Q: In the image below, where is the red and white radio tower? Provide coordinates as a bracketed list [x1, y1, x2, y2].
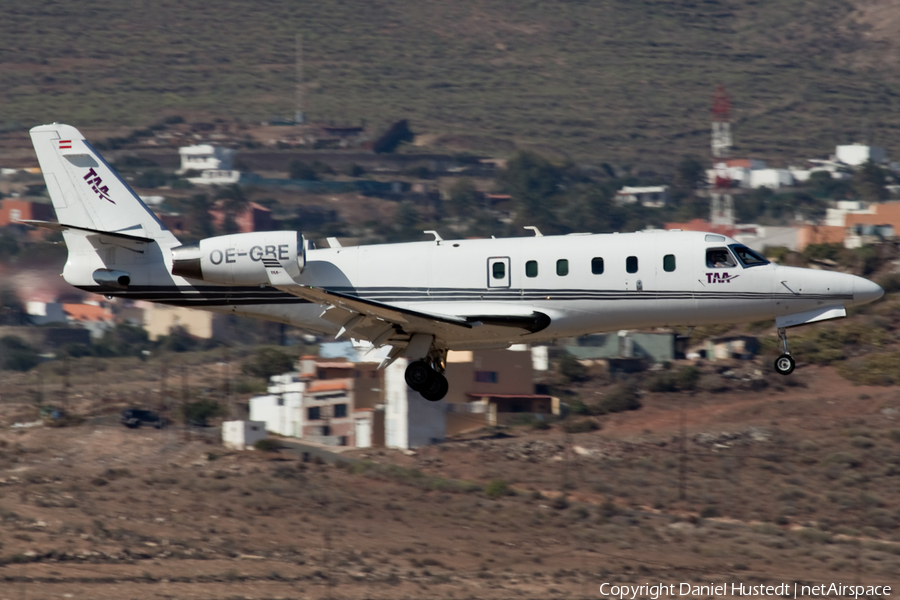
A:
[710, 85, 734, 226]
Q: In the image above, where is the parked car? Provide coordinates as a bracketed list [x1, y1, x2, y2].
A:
[121, 408, 167, 429]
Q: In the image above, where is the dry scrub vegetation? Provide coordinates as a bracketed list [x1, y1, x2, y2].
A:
[1, 360, 899, 598]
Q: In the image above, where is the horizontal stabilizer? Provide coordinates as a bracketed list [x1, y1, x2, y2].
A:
[19, 220, 155, 243]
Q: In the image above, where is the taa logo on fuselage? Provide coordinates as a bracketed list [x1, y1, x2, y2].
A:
[706, 272, 739, 284]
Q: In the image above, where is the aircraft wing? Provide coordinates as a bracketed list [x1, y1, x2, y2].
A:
[264, 263, 548, 347]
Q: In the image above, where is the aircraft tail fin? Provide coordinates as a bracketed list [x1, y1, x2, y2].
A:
[29, 123, 178, 246]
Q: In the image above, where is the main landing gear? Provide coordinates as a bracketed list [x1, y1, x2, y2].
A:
[774, 327, 795, 375]
[405, 359, 449, 402]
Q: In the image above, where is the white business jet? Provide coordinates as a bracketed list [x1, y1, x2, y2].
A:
[26, 124, 883, 400]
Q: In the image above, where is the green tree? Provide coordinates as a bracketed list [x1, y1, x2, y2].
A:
[242, 347, 295, 380]
[558, 351, 588, 384]
[446, 178, 482, 218]
[394, 201, 419, 241]
[0, 287, 27, 325]
[501, 151, 562, 224]
[182, 399, 224, 426]
[288, 160, 318, 181]
[0, 336, 40, 371]
[854, 160, 889, 202]
[673, 155, 706, 197]
[807, 171, 852, 200]
[215, 184, 249, 234]
[186, 194, 215, 240]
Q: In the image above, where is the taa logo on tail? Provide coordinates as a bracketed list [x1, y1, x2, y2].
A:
[706, 272, 739, 284]
[83, 167, 114, 204]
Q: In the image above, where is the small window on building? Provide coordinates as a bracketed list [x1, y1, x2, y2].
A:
[556, 259, 569, 276]
[321, 425, 331, 436]
[591, 257, 604, 274]
[475, 371, 498, 383]
[663, 254, 676, 272]
[308, 406, 320, 421]
[626, 256, 638, 273]
[526, 260, 538, 278]
[333, 403, 347, 418]
[492, 261, 506, 279]
[277, 397, 284, 406]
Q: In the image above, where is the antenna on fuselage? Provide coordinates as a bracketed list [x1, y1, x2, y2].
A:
[524, 226, 543, 237]
[423, 230, 443, 244]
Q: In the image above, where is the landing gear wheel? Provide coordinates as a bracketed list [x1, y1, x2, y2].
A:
[420, 372, 449, 402]
[774, 354, 795, 375]
[405, 360, 433, 390]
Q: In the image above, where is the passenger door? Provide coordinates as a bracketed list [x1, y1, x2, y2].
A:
[487, 256, 511, 289]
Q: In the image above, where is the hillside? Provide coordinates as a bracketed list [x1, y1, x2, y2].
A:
[3, 0, 900, 167]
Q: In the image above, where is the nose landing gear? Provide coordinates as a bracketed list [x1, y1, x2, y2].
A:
[404, 353, 449, 401]
[774, 327, 795, 375]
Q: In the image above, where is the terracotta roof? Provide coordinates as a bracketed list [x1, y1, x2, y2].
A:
[308, 380, 350, 393]
[316, 363, 355, 369]
[663, 219, 738, 238]
[62, 303, 113, 322]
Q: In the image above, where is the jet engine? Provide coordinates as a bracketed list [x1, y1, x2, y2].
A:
[171, 231, 305, 285]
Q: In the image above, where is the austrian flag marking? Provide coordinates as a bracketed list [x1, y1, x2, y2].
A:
[58, 140, 72, 149]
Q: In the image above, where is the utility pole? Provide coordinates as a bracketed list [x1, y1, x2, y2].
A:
[679, 408, 687, 501]
[160, 358, 168, 414]
[61, 353, 70, 411]
[295, 33, 305, 124]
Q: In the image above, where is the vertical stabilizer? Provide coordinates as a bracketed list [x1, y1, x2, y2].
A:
[29, 123, 177, 245]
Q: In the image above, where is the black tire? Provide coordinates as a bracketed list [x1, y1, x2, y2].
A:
[420, 372, 449, 402]
[405, 360, 433, 390]
[774, 354, 795, 375]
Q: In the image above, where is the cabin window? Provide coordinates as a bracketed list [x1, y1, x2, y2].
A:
[663, 254, 676, 272]
[308, 406, 321, 421]
[591, 257, 604, 274]
[706, 247, 736, 268]
[557, 259, 569, 276]
[626, 256, 638, 273]
[526, 260, 538, 278]
[492, 261, 506, 279]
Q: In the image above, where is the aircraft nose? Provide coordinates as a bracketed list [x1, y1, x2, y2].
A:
[853, 276, 884, 306]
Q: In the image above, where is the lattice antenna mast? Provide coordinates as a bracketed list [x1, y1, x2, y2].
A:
[295, 33, 305, 125]
[711, 85, 732, 159]
[710, 85, 735, 226]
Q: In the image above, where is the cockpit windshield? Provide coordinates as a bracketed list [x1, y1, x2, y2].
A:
[729, 244, 769, 268]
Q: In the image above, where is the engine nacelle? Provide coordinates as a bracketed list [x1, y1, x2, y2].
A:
[171, 231, 305, 285]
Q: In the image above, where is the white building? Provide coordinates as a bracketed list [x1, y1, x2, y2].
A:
[25, 301, 67, 325]
[186, 170, 242, 186]
[749, 169, 794, 189]
[222, 421, 268, 451]
[249, 373, 305, 437]
[836, 144, 886, 166]
[733, 225, 801, 252]
[614, 186, 670, 207]
[824, 200, 874, 227]
[177, 144, 236, 174]
[384, 358, 447, 450]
